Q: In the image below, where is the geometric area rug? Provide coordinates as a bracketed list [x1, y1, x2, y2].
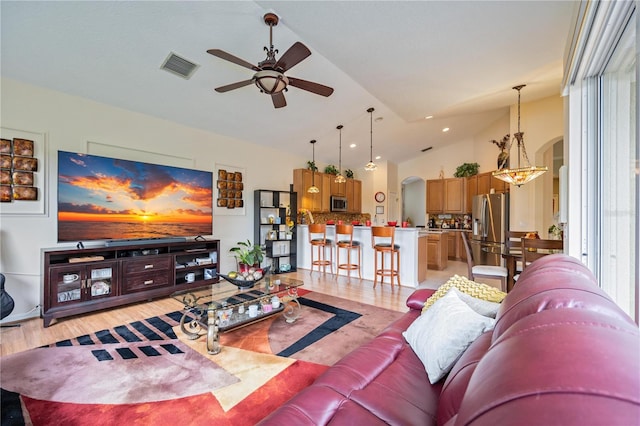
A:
[0, 290, 405, 425]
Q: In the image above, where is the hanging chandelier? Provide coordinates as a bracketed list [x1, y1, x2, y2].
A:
[335, 124, 346, 183]
[492, 85, 547, 187]
[364, 107, 377, 171]
[307, 140, 320, 193]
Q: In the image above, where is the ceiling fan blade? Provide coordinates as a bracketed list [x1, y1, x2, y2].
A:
[274, 42, 311, 72]
[288, 77, 334, 97]
[207, 49, 259, 71]
[271, 92, 287, 108]
[214, 79, 254, 93]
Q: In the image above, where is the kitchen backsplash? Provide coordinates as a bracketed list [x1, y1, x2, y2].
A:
[428, 214, 471, 229]
[299, 212, 371, 225]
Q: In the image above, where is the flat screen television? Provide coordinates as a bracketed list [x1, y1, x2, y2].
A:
[57, 151, 213, 242]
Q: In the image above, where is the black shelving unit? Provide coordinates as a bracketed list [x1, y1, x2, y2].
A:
[254, 189, 297, 274]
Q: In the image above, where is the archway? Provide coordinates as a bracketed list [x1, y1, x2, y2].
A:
[534, 137, 564, 236]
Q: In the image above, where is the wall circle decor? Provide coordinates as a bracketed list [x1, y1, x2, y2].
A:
[375, 191, 386, 203]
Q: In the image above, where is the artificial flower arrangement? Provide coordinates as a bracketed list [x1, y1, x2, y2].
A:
[490, 134, 510, 152]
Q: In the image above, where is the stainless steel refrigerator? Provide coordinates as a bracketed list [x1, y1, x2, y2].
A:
[471, 193, 509, 266]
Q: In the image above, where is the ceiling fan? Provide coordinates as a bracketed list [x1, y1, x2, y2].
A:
[207, 13, 334, 108]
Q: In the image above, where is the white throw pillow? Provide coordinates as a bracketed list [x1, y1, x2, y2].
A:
[450, 287, 501, 318]
[403, 288, 495, 384]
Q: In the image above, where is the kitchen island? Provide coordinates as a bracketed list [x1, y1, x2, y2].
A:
[296, 225, 448, 288]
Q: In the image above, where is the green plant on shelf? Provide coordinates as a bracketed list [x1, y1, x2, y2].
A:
[453, 162, 480, 178]
[324, 165, 339, 175]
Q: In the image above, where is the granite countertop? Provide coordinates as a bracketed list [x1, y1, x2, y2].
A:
[427, 228, 471, 232]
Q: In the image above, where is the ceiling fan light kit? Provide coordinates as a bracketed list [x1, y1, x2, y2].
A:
[492, 85, 547, 187]
[364, 107, 377, 171]
[207, 13, 334, 109]
[254, 70, 289, 94]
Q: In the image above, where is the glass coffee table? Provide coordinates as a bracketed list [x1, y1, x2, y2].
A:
[172, 275, 303, 354]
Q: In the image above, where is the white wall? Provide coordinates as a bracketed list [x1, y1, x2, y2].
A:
[508, 95, 564, 232]
[398, 113, 512, 185]
[0, 78, 306, 322]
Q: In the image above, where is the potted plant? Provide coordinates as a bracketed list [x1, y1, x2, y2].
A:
[345, 169, 354, 178]
[229, 239, 265, 272]
[324, 164, 339, 175]
[306, 160, 318, 171]
[548, 224, 562, 240]
[453, 162, 480, 178]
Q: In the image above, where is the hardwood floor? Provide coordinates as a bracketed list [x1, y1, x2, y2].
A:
[0, 261, 470, 357]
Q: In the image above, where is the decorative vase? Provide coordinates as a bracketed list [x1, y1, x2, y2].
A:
[497, 151, 509, 169]
[238, 263, 259, 274]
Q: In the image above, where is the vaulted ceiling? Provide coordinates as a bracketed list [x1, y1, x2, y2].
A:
[1, 1, 576, 169]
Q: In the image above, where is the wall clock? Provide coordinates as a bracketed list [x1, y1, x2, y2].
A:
[375, 191, 386, 203]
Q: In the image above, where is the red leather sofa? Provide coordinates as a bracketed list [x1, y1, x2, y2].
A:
[259, 254, 640, 425]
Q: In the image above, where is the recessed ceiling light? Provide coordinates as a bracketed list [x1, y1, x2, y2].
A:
[442, 127, 450, 132]
[425, 115, 433, 120]
[375, 117, 383, 122]
[375, 155, 381, 160]
[349, 143, 357, 148]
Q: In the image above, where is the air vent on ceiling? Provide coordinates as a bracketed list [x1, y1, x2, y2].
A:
[160, 52, 199, 79]
[421, 146, 433, 152]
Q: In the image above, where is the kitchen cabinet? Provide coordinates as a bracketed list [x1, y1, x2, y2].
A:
[427, 179, 444, 213]
[466, 172, 509, 213]
[351, 179, 362, 213]
[320, 174, 331, 212]
[492, 174, 509, 193]
[427, 232, 448, 270]
[444, 178, 466, 213]
[293, 169, 313, 211]
[427, 178, 466, 214]
[445, 231, 469, 261]
[293, 169, 329, 212]
[466, 175, 478, 213]
[331, 179, 346, 197]
[293, 169, 361, 213]
[447, 232, 457, 259]
[344, 179, 354, 212]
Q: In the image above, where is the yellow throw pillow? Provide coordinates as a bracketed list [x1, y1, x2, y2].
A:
[422, 275, 507, 313]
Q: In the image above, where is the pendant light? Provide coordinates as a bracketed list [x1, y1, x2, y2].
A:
[492, 85, 547, 187]
[335, 125, 346, 183]
[364, 107, 377, 171]
[308, 140, 320, 193]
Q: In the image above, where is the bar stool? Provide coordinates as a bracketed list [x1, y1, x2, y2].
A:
[371, 226, 401, 287]
[335, 224, 361, 278]
[308, 223, 333, 274]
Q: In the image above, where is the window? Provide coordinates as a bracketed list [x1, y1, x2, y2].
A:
[599, 19, 636, 319]
[564, 1, 638, 323]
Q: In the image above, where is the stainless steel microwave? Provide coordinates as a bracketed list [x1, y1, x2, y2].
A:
[330, 196, 347, 212]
